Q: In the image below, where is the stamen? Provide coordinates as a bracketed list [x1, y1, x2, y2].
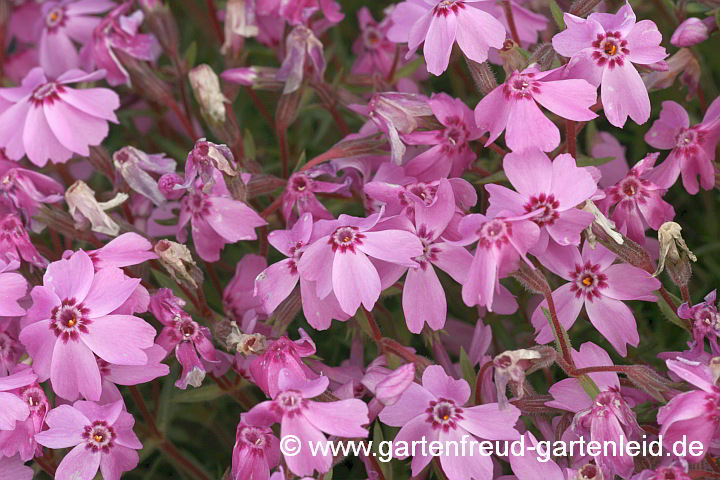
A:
[604, 43, 617, 56]
[582, 276, 593, 286]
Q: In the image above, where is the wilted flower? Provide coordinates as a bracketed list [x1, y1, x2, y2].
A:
[65, 180, 129, 236]
[222, 0, 259, 54]
[189, 65, 230, 125]
[154, 240, 199, 287]
[493, 349, 541, 409]
[113, 146, 177, 207]
[0, 213, 47, 267]
[277, 25, 326, 94]
[653, 222, 697, 277]
[179, 139, 237, 192]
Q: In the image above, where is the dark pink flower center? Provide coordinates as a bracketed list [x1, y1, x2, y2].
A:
[363, 26, 383, 49]
[610, 175, 652, 207]
[238, 425, 271, 450]
[652, 466, 691, 480]
[272, 390, 307, 417]
[569, 261, 608, 300]
[186, 191, 212, 218]
[426, 398, 464, 431]
[523, 193, 560, 227]
[20, 384, 47, 415]
[675, 127, 705, 155]
[329, 226, 364, 253]
[415, 230, 441, 270]
[503, 72, 541, 100]
[443, 117, 469, 150]
[83, 421, 117, 453]
[591, 32, 629, 68]
[705, 392, 720, 424]
[289, 174, 313, 194]
[50, 298, 92, 342]
[477, 219, 512, 250]
[433, 0, 465, 16]
[31, 82, 64, 106]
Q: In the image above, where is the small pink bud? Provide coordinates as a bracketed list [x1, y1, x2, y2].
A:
[374, 363, 416, 406]
[158, 173, 186, 200]
[671, 17, 716, 47]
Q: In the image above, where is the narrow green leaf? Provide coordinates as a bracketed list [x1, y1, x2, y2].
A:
[459, 347, 477, 401]
[171, 384, 225, 403]
[550, 0, 566, 30]
[324, 469, 334, 480]
[244, 128, 256, 163]
[185, 41, 198, 68]
[473, 170, 508, 185]
[654, 291, 691, 332]
[575, 155, 616, 167]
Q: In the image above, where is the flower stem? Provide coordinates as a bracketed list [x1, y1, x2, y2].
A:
[502, 0, 521, 44]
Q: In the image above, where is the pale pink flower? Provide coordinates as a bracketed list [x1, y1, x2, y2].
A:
[177, 171, 267, 262]
[671, 17, 716, 47]
[0, 319, 24, 377]
[296, 210, 423, 316]
[0, 256, 27, 319]
[38, 0, 116, 78]
[224, 253, 269, 323]
[387, 0, 506, 76]
[678, 290, 720, 357]
[0, 371, 48, 461]
[0, 68, 120, 166]
[590, 131, 630, 188]
[245, 371, 369, 477]
[88, 2, 162, 87]
[35, 400, 142, 480]
[80, 232, 158, 270]
[644, 98, 720, 194]
[19, 251, 157, 401]
[486, 149, 597, 251]
[0, 368, 36, 431]
[97, 345, 169, 404]
[0, 455, 32, 480]
[379, 365, 520, 480]
[282, 166, 351, 226]
[552, 2, 667, 127]
[249, 329, 318, 398]
[0, 214, 47, 267]
[474, 66, 598, 152]
[531, 241, 661, 356]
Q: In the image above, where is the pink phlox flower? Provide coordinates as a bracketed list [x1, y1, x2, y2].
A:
[474, 66, 598, 152]
[0, 255, 28, 319]
[150, 288, 218, 390]
[34, 399, 143, 480]
[0, 366, 48, 461]
[658, 357, 720, 463]
[62, 232, 157, 270]
[177, 170, 267, 262]
[231, 421, 281, 480]
[644, 98, 720, 194]
[249, 328, 318, 398]
[19, 250, 157, 401]
[0, 318, 24, 377]
[590, 131, 630, 188]
[0, 68, 120, 166]
[509, 432, 570, 480]
[602, 152, 675, 244]
[678, 290, 720, 359]
[486, 149, 597, 252]
[88, 2, 162, 87]
[0, 213, 48, 267]
[473, 1, 549, 46]
[0, 455, 33, 480]
[97, 345, 169, 404]
[455, 210, 540, 311]
[257, 0, 344, 27]
[531, 241, 661, 356]
[402, 93, 484, 180]
[0, 157, 64, 228]
[552, 2, 668, 127]
[632, 462, 692, 480]
[0, 368, 37, 431]
[296, 208, 424, 316]
[37, 0, 116, 78]
[225, 253, 269, 323]
[282, 165, 352, 226]
[245, 370, 369, 477]
[361, 361, 416, 407]
[379, 365, 520, 480]
[387, 0, 506, 76]
[254, 213, 350, 330]
[8, 1, 43, 44]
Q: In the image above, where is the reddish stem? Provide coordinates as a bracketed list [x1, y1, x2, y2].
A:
[475, 361, 493, 405]
[261, 194, 285, 219]
[681, 286, 692, 306]
[501, 0, 521, 44]
[34, 455, 57, 476]
[204, 0, 224, 44]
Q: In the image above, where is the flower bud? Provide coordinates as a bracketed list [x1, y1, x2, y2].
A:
[643, 49, 701, 100]
[65, 181, 128, 236]
[221, 66, 283, 90]
[158, 173, 186, 200]
[189, 64, 230, 126]
[154, 239, 198, 288]
[654, 222, 697, 282]
[113, 146, 177, 207]
[671, 17, 716, 47]
[138, 0, 180, 55]
[464, 58, 497, 96]
[527, 43, 556, 71]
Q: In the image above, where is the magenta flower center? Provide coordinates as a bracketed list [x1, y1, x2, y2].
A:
[186, 191, 211, 218]
[329, 226, 364, 253]
[705, 392, 720, 424]
[477, 219, 512, 250]
[569, 261, 608, 300]
[433, 0, 465, 16]
[45, 7, 66, 29]
[523, 193, 560, 227]
[20, 385, 47, 414]
[289, 174, 313, 194]
[50, 298, 92, 342]
[273, 390, 307, 417]
[611, 175, 652, 206]
[238, 425, 271, 450]
[591, 32, 629, 68]
[503, 72, 540, 100]
[675, 127, 705, 155]
[443, 117, 469, 149]
[176, 317, 199, 341]
[415, 231, 441, 270]
[83, 421, 117, 453]
[363, 27, 383, 49]
[31, 82, 64, 106]
[426, 398, 464, 431]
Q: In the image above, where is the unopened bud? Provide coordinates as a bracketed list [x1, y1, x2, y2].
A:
[154, 239, 198, 288]
[114, 49, 173, 104]
[671, 17, 716, 47]
[221, 66, 283, 90]
[499, 39, 526, 75]
[654, 222, 697, 280]
[65, 181, 128, 236]
[583, 200, 624, 246]
[158, 173, 186, 200]
[189, 64, 229, 125]
[464, 58, 497, 96]
[527, 43, 556, 71]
